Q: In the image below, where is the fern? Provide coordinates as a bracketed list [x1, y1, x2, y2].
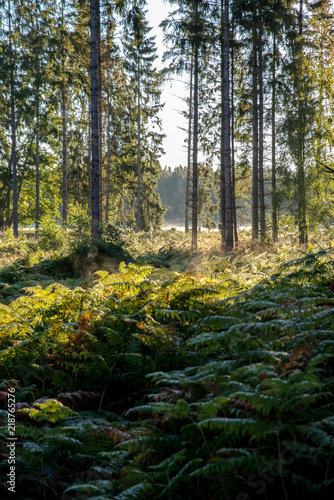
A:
[1, 245, 334, 498]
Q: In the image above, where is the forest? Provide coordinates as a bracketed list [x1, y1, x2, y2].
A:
[0, 0, 334, 499]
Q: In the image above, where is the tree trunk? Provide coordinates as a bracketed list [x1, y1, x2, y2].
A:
[88, 101, 92, 217]
[272, 32, 278, 241]
[136, 63, 141, 232]
[192, 3, 199, 251]
[105, 90, 111, 223]
[297, 0, 307, 244]
[61, 0, 67, 223]
[220, 1, 226, 249]
[185, 62, 193, 234]
[77, 159, 80, 205]
[9, 0, 18, 238]
[251, 10, 258, 242]
[61, 86, 67, 222]
[35, 46, 40, 234]
[6, 158, 11, 228]
[223, 0, 233, 252]
[258, 8, 265, 243]
[18, 134, 34, 198]
[231, 15, 238, 245]
[90, 0, 101, 236]
[97, 2, 103, 224]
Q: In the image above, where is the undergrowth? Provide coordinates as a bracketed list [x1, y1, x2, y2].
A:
[0, 237, 333, 499]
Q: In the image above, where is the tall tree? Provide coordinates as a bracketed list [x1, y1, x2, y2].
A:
[282, 0, 319, 244]
[231, 13, 238, 245]
[251, 6, 259, 242]
[258, 5, 265, 243]
[162, 0, 213, 250]
[185, 61, 193, 233]
[192, 0, 199, 251]
[33, 0, 41, 233]
[90, 0, 100, 236]
[222, 0, 233, 251]
[220, 0, 226, 247]
[271, 30, 278, 241]
[123, 1, 164, 232]
[61, 0, 68, 223]
[297, 0, 307, 244]
[8, 0, 18, 238]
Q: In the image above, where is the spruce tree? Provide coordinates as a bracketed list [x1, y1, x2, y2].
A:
[185, 62, 193, 234]
[162, 0, 213, 249]
[221, 0, 233, 252]
[123, 1, 164, 232]
[90, 0, 101, 237]
[7, 0, 18, 237]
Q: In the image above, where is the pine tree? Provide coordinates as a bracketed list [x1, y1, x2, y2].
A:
[281, 0, 319, 244]
[251, 5, 259, 242]
[59, 0, 68, 223]
[271, 30, 278, 241]
[8, 0, 18, 237]
[185, 62, 193, 234]
[222, 0, 233, 252]
[162, 0, 213, 249]
[258, 4, 265, 243]
[123, 1, 164, 232]
[296, 0, 307, 244]
[90, 0, 101, 237]
[230, 14, 238, 245]
[192, 0, 199, 250]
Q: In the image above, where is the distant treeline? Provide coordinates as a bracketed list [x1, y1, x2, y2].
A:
[157, 165, 252, 228]
[157, 166, 187, 222]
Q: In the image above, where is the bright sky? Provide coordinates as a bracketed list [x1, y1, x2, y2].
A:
[145, 0, 189, 169]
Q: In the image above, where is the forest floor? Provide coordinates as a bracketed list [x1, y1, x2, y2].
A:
[0, 227, 333, 499]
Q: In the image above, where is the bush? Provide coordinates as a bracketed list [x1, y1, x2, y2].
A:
[0, 228, 30, 256]
[38, 213, 66, 250]
[68, 205, 91, 248]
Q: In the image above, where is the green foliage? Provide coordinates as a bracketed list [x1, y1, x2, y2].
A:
[0, 240, 334, 499]
[19, 398, 77, 423]
[157, 166, 187, 222]
[68, 205, 92, 248]
[0, 229, 32, 256]
[38, 213, 67, 251]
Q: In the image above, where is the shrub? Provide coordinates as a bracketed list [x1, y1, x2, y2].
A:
[38, 213, 66, 251]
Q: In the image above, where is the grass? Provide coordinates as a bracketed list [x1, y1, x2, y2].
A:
[0, 224, 331, 299]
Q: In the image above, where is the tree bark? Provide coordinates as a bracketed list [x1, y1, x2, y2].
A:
[90, 0, 101, 236]
[192, 2, 199, 251]
[77, 159, 80, 205]
[18, 134, 34, 198]
[35, 45, 40, 234]
[297, 0, 307, 244]
[8, 0, 18, 238]
[251, 9, 258, 242]
[97, 2, 103, 223]
[105, 90, 111, 222]
[136, 67, 141, 232]
[220, 0, 226, 249]
[185, 62, 193, 234]
[88, 101, 92, 217]
[6, 158, 12, 228]
[61, 86, 67, 222]
[272, 31, 278, 241]
[223, 0, 233, 252]
[258, 8, 265, 243]
[61, 0, 67, 223]
[231, 14, 238, 245]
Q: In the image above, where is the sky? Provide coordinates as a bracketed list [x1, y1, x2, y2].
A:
[145, 0, 189, 169]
